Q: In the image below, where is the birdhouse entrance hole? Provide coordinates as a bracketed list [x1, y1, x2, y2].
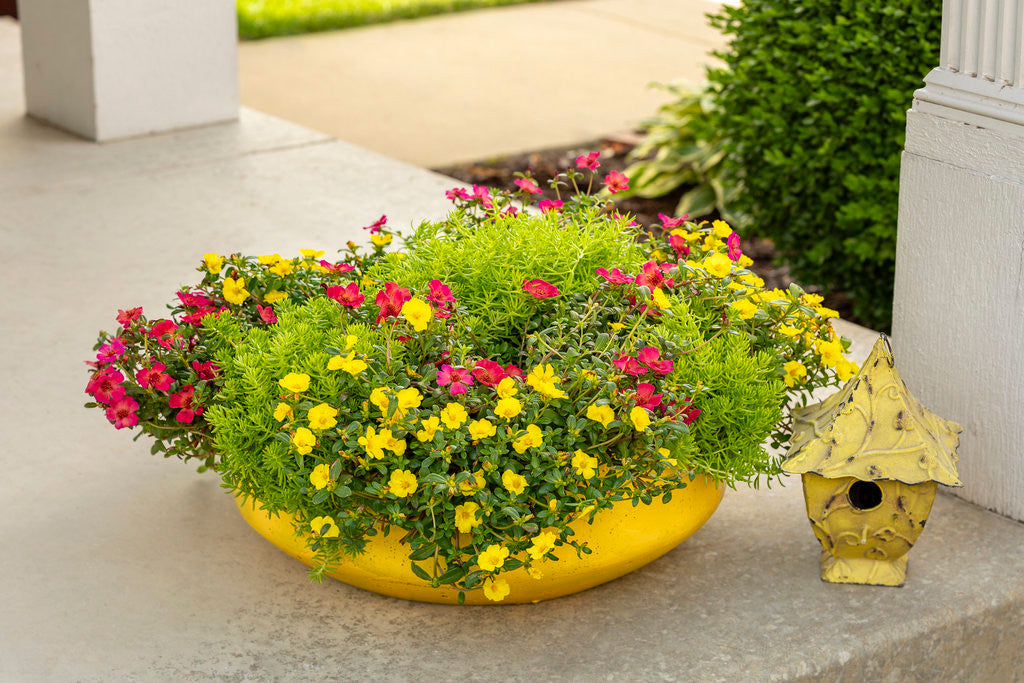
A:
[848, 481, 883, 511]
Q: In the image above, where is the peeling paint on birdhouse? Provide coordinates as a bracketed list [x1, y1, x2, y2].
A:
[782, 336, 962, 586]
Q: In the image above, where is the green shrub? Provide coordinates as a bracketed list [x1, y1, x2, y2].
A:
[704, 1, 942, 329]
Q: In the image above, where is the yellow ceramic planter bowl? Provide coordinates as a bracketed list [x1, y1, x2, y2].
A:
[236, 475, 724, 605]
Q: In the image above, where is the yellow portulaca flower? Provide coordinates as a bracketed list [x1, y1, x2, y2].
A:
[458, 470, 486, 495]
[328, 352, 367, 376]
[737, 254, 754, 268]
[258, 253, 282, 266]
[800, 293, 824, 306]
[384, 432, 407, 457]
[783, 360, 807, 388]
[388, 469, 417, 498]
[454, 502, 482, 534]
[370, 387, 390, 414]
[813, 305, 840, 320]
[609, 322, 625, 331]
[273, 402, 294, 422]
[527, 531, 558, 561]
[571, 449, 598, 479]
[586, 403, 615, 428]
[526, 364, 566, 399]
[292, 427, 316, 455]
[279, 372, 311, 394]
[835, 358, 859, 382]
[703, 253, 732, 278]
[650, 287, 671, 309]
[299, 248, 325, 259]
[203, 252, 223, 272]
[358, 426, 389, 459]
[739, 273, 764, 288]
[703, 235, 724, 252]
[394, 386, 422, 415]
[269, 259, 295, 277]
[511, 424, 543, 454]
[482, 577, 511, 602]
[501, 469, 528, 496]
[495, 377, 518, 399]
[344, 334, 359, 351]
[309, 515, 339, 538]
[815, 338, 844, 368]
[416, 416, 441, 443]
[401, 297, 432, 332]
[730, 299, 758, 320]
[494, 397, 523, 421]
[307, 403, 338, 431]
[712, 220, 733, 239]
[371, 233, 393, 247]
[222, 276, 249, 305]
[477, 544, 510, 572]
[440, 402, 469, 430]
[778, 324, 803, 338]
[310, 463, 332, 490]
[629, 406, 652, 432]
[580, 369, 598, 382]
[263, 290, 287, 304]
[468, 419, 497, 441]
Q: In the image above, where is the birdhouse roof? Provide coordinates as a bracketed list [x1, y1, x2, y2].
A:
[782, 336, 962, 486]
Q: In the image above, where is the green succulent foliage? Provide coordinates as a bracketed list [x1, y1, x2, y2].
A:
[620, 81, 742, 223]
[704, 0, 942, 329]
[373, 206, 645, 358]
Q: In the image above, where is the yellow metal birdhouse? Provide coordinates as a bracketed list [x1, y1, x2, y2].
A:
[782, 336, 962, 586]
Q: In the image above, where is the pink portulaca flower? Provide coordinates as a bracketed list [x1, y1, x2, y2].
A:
[472, 359, 507, 387]
[522, 279, 560, 299]
[191, 360, 218, 381]
[596, 267, 633, 285]
[727, 232, 743, 261]
[257, 304, 278, 324]
[446, 187, 471, 201]
[320, 260, 355, 273]
[613, 354, 647, 376]
[375, 282, 412, 323]
[604, 170, 630, 194]
[87, 367, 126, 404]
[169, 385, 202, 424]
[635, 261, 673, 290]
[426, 279, 457, 319]
[576, 151, 600, 171]
[638, 347, 674, 375]
[136, 362, 174, 392]
[472, 185, 494, 209]
[514, 178, 542, 194]
[538, 199, 563, 214]
[326, 282, 365, 308]
[115, 307, 143, 328]
[96, 337, 126, 364]
[105, 396, 140, 429]
[364, 214, 387, 233]
[176, 290, 212, 307]
[668, 233, 690, 259]
[658, 213, 688, 229]
[437, 364, 474, 395]
[632, 383, 663, 410]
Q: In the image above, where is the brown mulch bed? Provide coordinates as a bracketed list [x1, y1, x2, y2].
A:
[433, 134, 857, 324]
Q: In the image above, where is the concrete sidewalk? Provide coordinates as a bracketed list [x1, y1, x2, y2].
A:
[239, 0, 727, 167]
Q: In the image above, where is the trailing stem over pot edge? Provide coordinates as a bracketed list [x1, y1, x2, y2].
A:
[84, 154, 857, 602]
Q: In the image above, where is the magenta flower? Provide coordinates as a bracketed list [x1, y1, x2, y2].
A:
[670, 398, 701, 425]
[523, 279, 560, 299]
[514, 178, 542, 194]
[638, 347, 674, 375]
[604, 170, 630, 194]
[503, 206, 519, 217]
[257, 304, 278, 324]
[319, 260, 355, 273]
[96, 337, 126, 364]
[87, 367, 126, 404]
[635, 261, 673, 290]
[105, 396, 139, 430]
[576, 151, 600, 171]
[632, 383, 663, 410]
[326, 282, 365, 308]
[176, 290, 212, 307]
[613, 354, 647, 376]
[538, 199, 563, 214]
[658, 213, 689, 229]
[446, 187, 471, 201]
[472, 184, 494, 209]
[169, 384, 202, 424]
[668, 233, 690, 259]
[191, 360, 218, 381]
[115, 307, 143, 328]
[426, 279, 456, 319]
[136, 361, 173, 392]
[375, 282, 412, 323]
[180, 306, 221, 325]
[363, 214, 387, 233]
[596, 267, 634, 285]
[437, 364, 474, 395]
[727, 232, 743, 261]
[472, 359, 507, 387]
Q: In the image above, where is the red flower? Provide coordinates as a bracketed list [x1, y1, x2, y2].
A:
[576, 151, 600, 171]
[257, 304, 278, 324]
[437, 364, 474, 395]
[319, 260, 355, 273]
[638, 347, 674, 375]
[326, 282, 365, 308]
[364, 214, 387, 233]
[504, 363, 524, 379]
[632, 383, 663, 410]
[727, 232, 743, 261]
[375, 282, 412, 323]
[596, 267, 633, 285]
[169, 384, 202, 424]
[603, 170, 630, 194]
[635, 261, 673, 290]
[538, 199, 563, 214]
[446, 187, 471, 201]
[180, 306, 220, 325]
[613, 354, 647, 376]
[523, 279, 560, 299]
[668, 398, 701, 425]
[191, 360, 218, 381]
[136, 362, 174, 392]
[176, 290, 212, 307]
[105, 396, 139, 429]
[116, 307, 143, 328]
[668, 233, 690, 259]
[472, 359, 507, 387]
[87, 367, 126, 404]
[514, 178, 542, 194]
[148, 319, 181, 349]
[658, 213, 688, 229]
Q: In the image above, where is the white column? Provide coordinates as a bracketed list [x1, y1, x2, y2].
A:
[894, 0, 1024, 521]
[19, 0, 238, 141]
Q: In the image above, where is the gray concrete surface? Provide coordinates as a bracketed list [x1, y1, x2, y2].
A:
[238, 0, 728, 167]
[3, 16, 1023, 682]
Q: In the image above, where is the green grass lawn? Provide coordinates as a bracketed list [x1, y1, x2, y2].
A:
[238, 0, 552, 39]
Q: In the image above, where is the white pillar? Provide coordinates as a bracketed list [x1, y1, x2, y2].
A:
[19, 0, 239, 141]
[894, 0, 1024, 521]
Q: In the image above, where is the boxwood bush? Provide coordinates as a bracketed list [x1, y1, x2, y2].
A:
[704, 1, 942, 329]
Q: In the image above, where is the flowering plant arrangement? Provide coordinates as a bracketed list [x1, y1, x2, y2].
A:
[85, 154, 856, 603]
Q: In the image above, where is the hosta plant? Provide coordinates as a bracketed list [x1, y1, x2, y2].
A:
[85, 156, 857, 602]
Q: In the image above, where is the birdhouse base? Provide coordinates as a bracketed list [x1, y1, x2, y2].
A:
[820, 551, 907, 587]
